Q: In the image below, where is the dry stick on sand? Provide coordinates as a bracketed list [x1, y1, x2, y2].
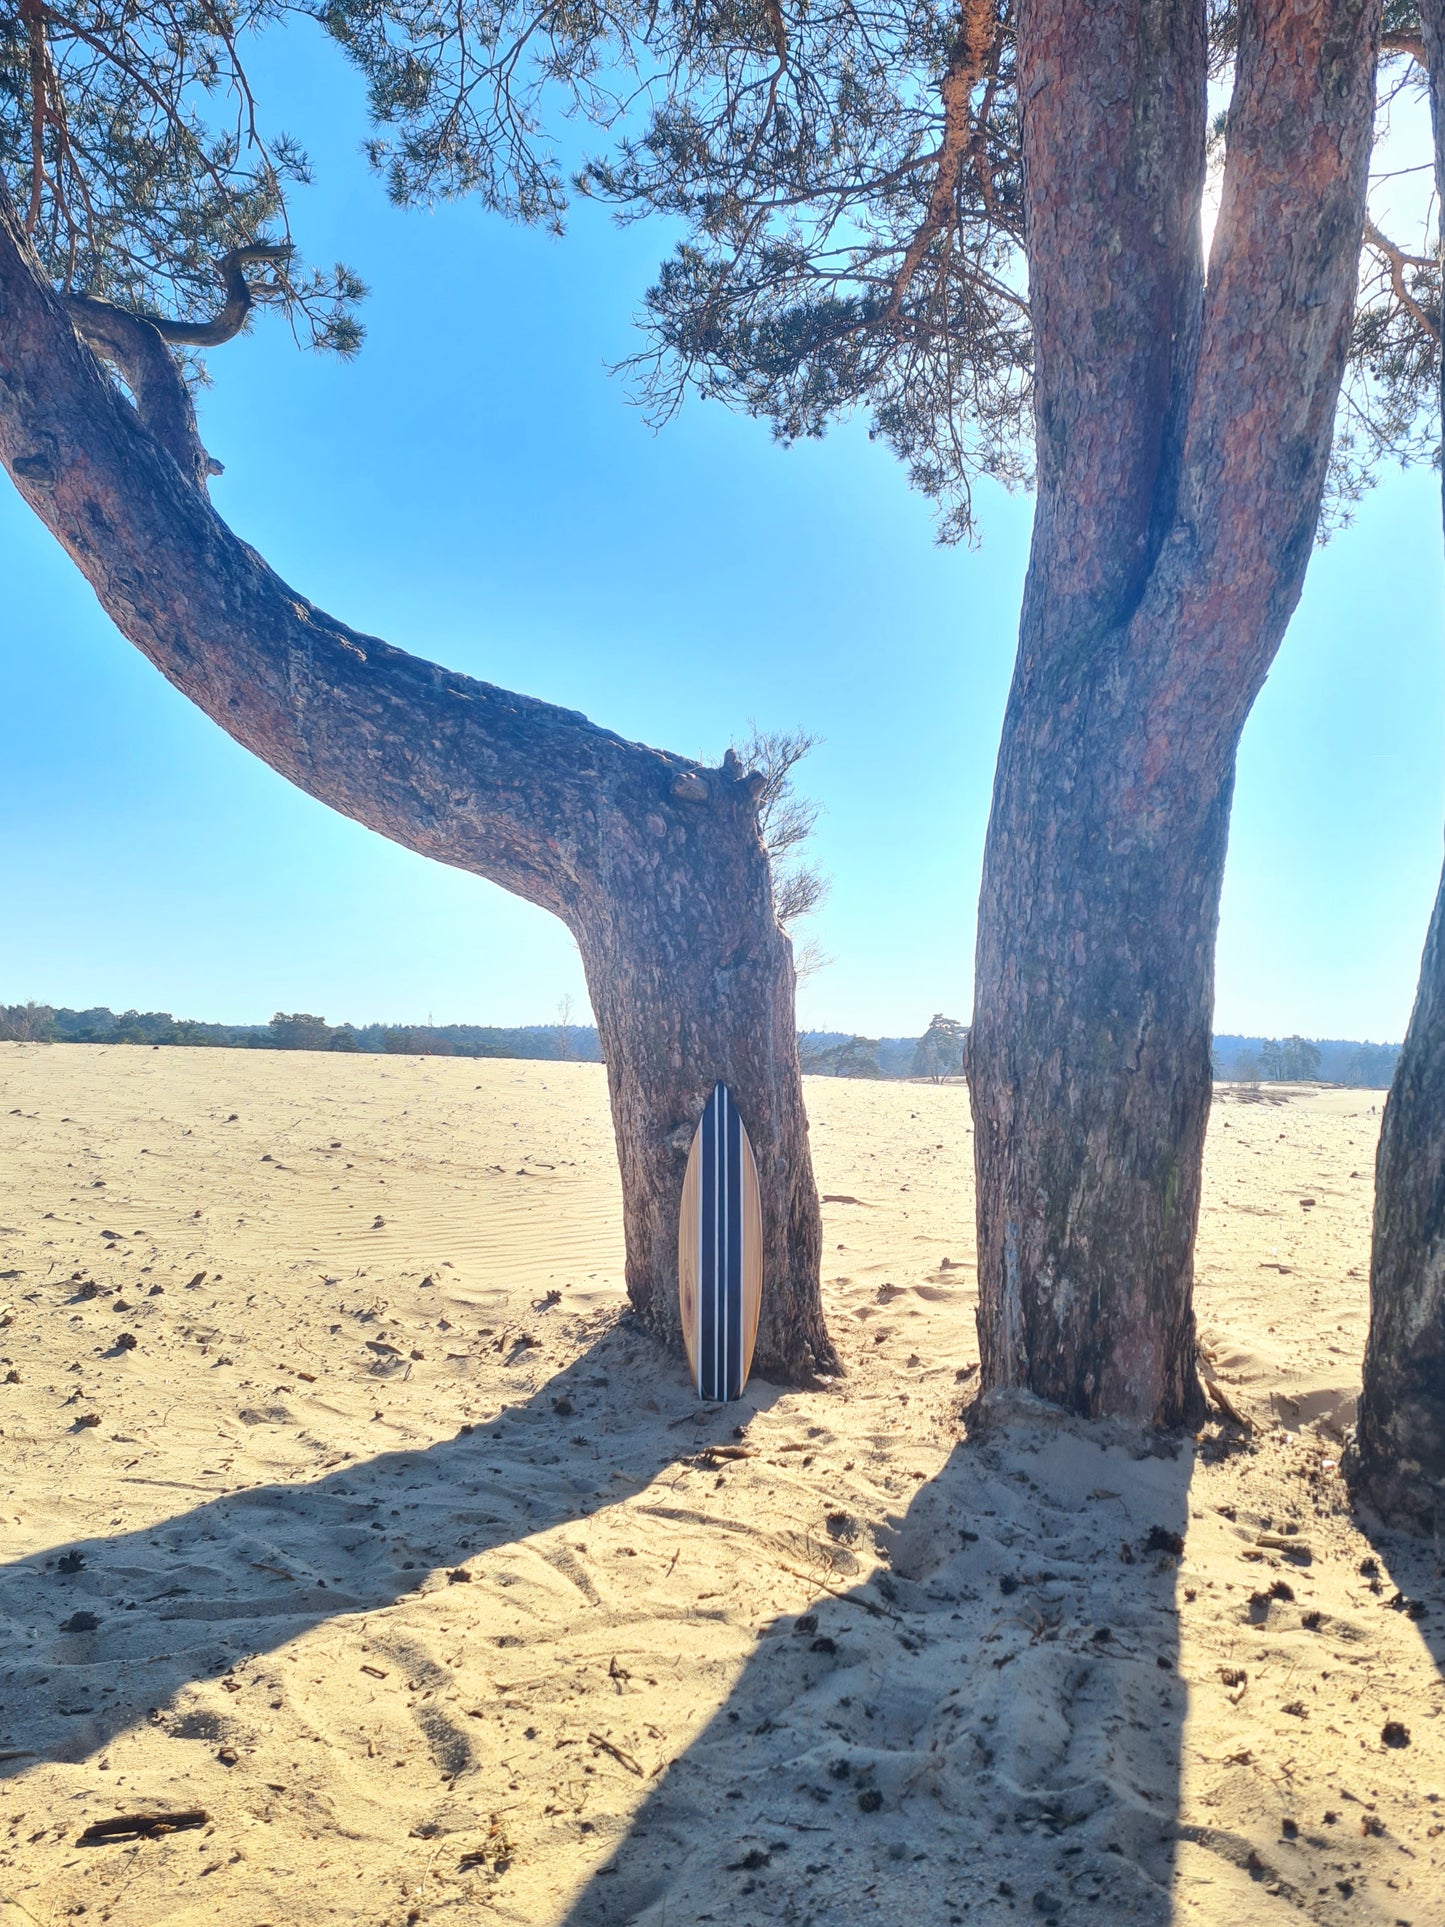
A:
[587, 1733, 645, 1778]
[779, 1565, 893, 1620]
[77, 1810, 208, 1845]
[1199, 1361, 1253, 1430]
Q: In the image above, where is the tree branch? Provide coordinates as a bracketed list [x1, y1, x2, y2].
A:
[61, 295, 217, 488]
[761, 0, 788, 64]
[143, 244, 292, 348]
[21, 0, 48, 235]
[0, 175, 725, 928]
[1363, 214, 1441, 340]
[884, 0, 998, 319]
[1013, 0, 1206, 631]
[1381, 28, 1427, 62]
[70, 244, 294, 367]
[1149, 0, 1383, 721]
[1423, 0, 1445, 276]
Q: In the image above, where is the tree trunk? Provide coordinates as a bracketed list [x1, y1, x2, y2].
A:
[0, 175, 834, 1382]
[1351, 882, 1445, 1530]
[972, 679, 1234, 1424]
[1348, 0, 1445, 1530]
[971, 0, 1381, 1424]
[576, 780, 831, 1375]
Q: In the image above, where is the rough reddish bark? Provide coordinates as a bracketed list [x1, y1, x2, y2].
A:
[970, 0, 1382, 1423]
[1348, 0, 1445, 1531]
[0, 176, 835, 1381]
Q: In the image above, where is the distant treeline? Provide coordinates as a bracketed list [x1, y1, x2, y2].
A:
[802, 1023, 1403, 1088]
[800, 1031, 925, 1078]
[0, 1003, 604, 1061]
[0, 1003, 1404, 1087]
[1211, 1033, 1400, 1089]
[800, 1013, 970, 1081]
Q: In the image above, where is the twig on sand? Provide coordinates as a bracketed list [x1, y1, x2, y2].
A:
[77, 1810, 208, 1845]
[778, 1564, 893, 1619]
[587, 1732, 645, 1778]
[1201, 1373, 1253, 1430]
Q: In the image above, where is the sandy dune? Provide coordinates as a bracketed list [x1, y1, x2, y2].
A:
[0, 1046, 1441, 1925]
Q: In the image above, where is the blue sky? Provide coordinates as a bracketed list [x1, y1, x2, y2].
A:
[1, 25, 1442, 1042]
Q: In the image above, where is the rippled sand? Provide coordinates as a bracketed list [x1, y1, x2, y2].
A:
[0, 1047, 1440, 1925]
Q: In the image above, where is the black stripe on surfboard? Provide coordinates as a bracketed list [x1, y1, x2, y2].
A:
[697, 1081, 744, 1402]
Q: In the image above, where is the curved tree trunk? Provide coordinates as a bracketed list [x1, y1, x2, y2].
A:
[971, 0, 1381, 1424]
[0, 175, 833, 1382]
[1348, 0, 1445, 1530]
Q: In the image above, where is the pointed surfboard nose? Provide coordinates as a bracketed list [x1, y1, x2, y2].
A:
[678, 1082, 762, 1401]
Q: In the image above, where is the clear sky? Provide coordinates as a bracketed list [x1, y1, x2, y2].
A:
[2, 25, 1442, 1043]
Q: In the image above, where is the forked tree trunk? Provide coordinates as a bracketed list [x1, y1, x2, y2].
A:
[0, 176, 833, 1382]
[1348, 0, 1445, 1530]
[971, 0, 1381, 1424]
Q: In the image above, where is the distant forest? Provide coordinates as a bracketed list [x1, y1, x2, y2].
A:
[1210, 1033, 1400, 1089]
[0, 1003, 604, 1062]
[0, 1003, 1405, 1087]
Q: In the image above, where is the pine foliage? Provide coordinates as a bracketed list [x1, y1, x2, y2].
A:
[2, 0, 1437, 531]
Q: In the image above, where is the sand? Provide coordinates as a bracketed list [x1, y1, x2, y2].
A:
[0, 1045, 1441, 1926]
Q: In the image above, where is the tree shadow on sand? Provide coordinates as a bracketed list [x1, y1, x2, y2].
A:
[5, 1340, 1211, 1927]
[555, 1394, 1197, 1927]
[0, 1317, 781, 1784]
[1347, 1496, 1445, 1694]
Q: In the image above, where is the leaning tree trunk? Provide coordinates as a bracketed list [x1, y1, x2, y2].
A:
[0, 173, 833, 1381]
[970, 0, 1381, 1424]
[1348, 0, 1445, 1530]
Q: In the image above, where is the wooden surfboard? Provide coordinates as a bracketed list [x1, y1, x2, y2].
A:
[678, 1082, 763, 1401]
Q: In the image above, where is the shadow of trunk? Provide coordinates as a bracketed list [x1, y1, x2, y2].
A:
[1344, 1502, 1445, 1691]
[556, 1396, 1196, 1926]
[0, 1318, 779, 1784]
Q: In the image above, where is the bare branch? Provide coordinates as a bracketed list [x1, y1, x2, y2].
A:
[59, 242, 297, 486]
[729, 721, 830, 927]
[774, 860, 829, 923]
[731, 723, 822, 855]
[0, 179, 702, 921]
[1364, 215, 1441, 341]
[792, 934, 832, 981]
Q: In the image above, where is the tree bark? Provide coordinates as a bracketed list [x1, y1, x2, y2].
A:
[1348, 0, 1445, 1530]
[576, 788, 827, 1370]
[970, 0, 1382, 1423]
[0, 175, 835, 1381]
[1352, 885, 1445, 1530]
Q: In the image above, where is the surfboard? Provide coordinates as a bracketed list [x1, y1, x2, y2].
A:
[678, 1082, 763, 1402]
